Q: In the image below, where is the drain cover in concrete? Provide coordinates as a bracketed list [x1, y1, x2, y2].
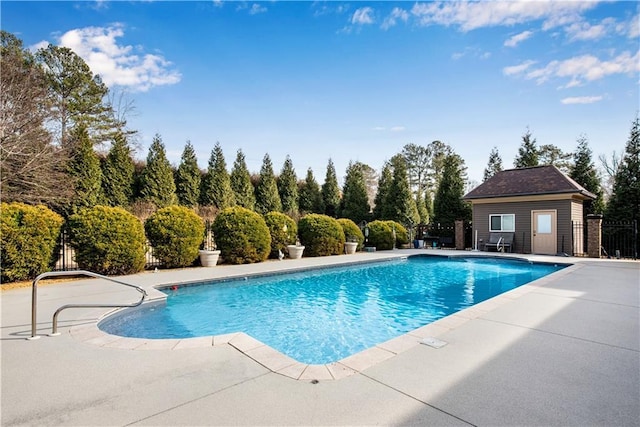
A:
[421, 337, 448, 349]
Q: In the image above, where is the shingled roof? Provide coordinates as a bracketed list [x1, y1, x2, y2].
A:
[464, 165, 596, 200]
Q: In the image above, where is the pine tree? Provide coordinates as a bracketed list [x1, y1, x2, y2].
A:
[606, 117, 640, 222]
[255, 153, 282, 214]
[230, 149, 255, 210]
[298, 168, 323, 214]
[570, 135, 604, 217]
[386, 155, 420, 226]
[200, 142, 235, 209]
[175, 141, 201, 207]
[415, 190, 429, 224]
[483, 146, 503, 181]
[321, 158, 341, 217]
[433, 154, 471, 224]
[68, 123, 102, 213]
[139, 133, 177, 208]
[277, 155, 298, 215]
[339, 161, 370, 223]
[102, 131, 134, 207]
[372, 163, 392, 220]
[514, 128, 539, 168]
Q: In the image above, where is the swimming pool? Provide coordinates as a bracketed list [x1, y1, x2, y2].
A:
[99, 255, 566, 364]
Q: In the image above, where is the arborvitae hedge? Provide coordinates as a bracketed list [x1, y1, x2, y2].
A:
[298, 214, 345, 257]
[68, 206, 146, 275]
[0, 203, 64, 282]
[145, 206, 205, 268]
[337, 218, 364, 251]
[366, 220, 395, 250]
[263, 211, 297, 259]
[212, 206, 271, 264]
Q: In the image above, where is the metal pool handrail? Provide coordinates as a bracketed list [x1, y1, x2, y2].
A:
[29, 270, 147, 340]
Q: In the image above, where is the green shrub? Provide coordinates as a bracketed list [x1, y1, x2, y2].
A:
[337, 218, 364, 251]
[298, 214, 345, 257]
[263, 211, 297, 259]
[145, 206, 205, 268]
[212, 207, 271, 264]
[0, 203, 64, 282]
[68, 206, 146, 275]
[385, 220, 409, 248]
[367, 220, 394, 250]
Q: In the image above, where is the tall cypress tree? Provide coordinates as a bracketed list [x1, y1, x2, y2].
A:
[433, 154, 471, 225]
[140, 133, 177, 208]
[200, 142, 234, 209]
[277, 155, 298, 215]
[339, 161, 370, 223]
[514, 128, 539, 168]
[570, 135, 604, 217]
[255, 153, 282, 214]
[298, 168, 323, 214]
[321, 158, 341, 217]
[387, 155, 420, 225]
[373, 162, 392, 220]
[230, 149, 255, 210]
[483, 146, 503, 181]
[102, 131, 134, 207]
[175, 141, 201, 207]
[68, 123, 102, 213]
[606, 117, 640, 222]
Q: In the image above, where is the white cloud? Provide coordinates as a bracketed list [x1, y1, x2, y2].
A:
[372, 126, 386, 131]
[213, 0, 223, 7]
[29, 40, 49, 52]
[249, 3, 267, 15]
[352, 7, 374, 25]
[390, 126, 405, 132]
[561, 96, 603, 105]
[504, 30, 533, 47]
[381, 7, 409, 30]
[502, 60, 536, 76]
[51, 24, 181, 92]
[565, 17, 617, 41]
[452, 46, 491, 60]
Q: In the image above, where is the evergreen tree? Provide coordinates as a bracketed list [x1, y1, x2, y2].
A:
[427, 140, 453, 196]
[433, 154, 471, 225]
[200, 142, 235, 209]
[606, 117, 640, 222]
[230, 149, 256, 210]
[255, 153, 282, 214]
[68, 124, 102, 213]
[386, 155, 420, 226]
[102, 131, 134, 207]
[415, 190, 429, 224]
[175, 141, 201, 207]
[298, 168, 323, 214]
[339, 161, 370, 223]
[570, 135, 605, 216]
[514, 128, 539, 168]
[483, 146, 503, 181]
[539, 144, 573, 173]
[372, 163, 393, 220]
[277, 155, 298, 215]
[321, 158, 341, 217]
[139, 134, 177, 208]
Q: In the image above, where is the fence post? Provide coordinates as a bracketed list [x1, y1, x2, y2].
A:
[586, 214, 603, 258]
[454, 220, 464, 250]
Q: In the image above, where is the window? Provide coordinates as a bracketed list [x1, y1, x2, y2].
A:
[490, 214, 515, 232]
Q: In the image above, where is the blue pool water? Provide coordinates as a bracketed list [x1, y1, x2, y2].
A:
[99, 256, 565, 364]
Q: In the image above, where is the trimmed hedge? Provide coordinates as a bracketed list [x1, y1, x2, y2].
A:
[68, 206, 146, 275]
[145, 206, 205, 268]
[385, 220, 409, 248]
[212, 206, 271, 264]
[0, 203, 64, 282]
[337, 218, 364, 251]
[366, 220, 395, 250]
[263, 211, 297, 259]
[298, 214, 345, 257]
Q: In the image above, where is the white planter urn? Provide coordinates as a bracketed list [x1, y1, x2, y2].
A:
[287, 245, 305, 259]
[199, 249, 221, 267]
[344, 242, 358, 254]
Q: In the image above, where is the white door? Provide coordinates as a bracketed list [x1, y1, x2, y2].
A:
[532, 210, 557, 255]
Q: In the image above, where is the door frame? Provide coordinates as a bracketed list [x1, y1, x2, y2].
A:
[531, 209, 557, 255]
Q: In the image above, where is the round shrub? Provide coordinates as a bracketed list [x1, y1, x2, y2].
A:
[145, 206, 205, 268]
[263, 211, 297, 259]
[68, 206, 146, 275]
[367, 220, 395, 250]
[0, 203, 64, 283]
[337, 218, 364, 251]
[385, 220, 409, 248]
[212, 207, 271, 264]
[298, 214, 345, 257]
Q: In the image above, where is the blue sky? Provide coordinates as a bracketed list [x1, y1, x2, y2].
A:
[3, 1, 639, 186]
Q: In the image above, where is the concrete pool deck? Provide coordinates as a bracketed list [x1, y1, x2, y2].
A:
[1, 250, 639, 426]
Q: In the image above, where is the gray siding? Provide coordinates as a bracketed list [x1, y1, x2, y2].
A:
[472, 199, 576, 254]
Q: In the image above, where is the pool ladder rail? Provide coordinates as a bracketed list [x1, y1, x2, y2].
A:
[28, 270, 147, 340]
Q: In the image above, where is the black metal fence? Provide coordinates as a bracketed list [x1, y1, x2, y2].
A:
[602, 220, 638, 260]
[571, 221, 587, 257]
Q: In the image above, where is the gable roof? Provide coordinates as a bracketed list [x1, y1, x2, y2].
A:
[464, 165, 596, 200]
